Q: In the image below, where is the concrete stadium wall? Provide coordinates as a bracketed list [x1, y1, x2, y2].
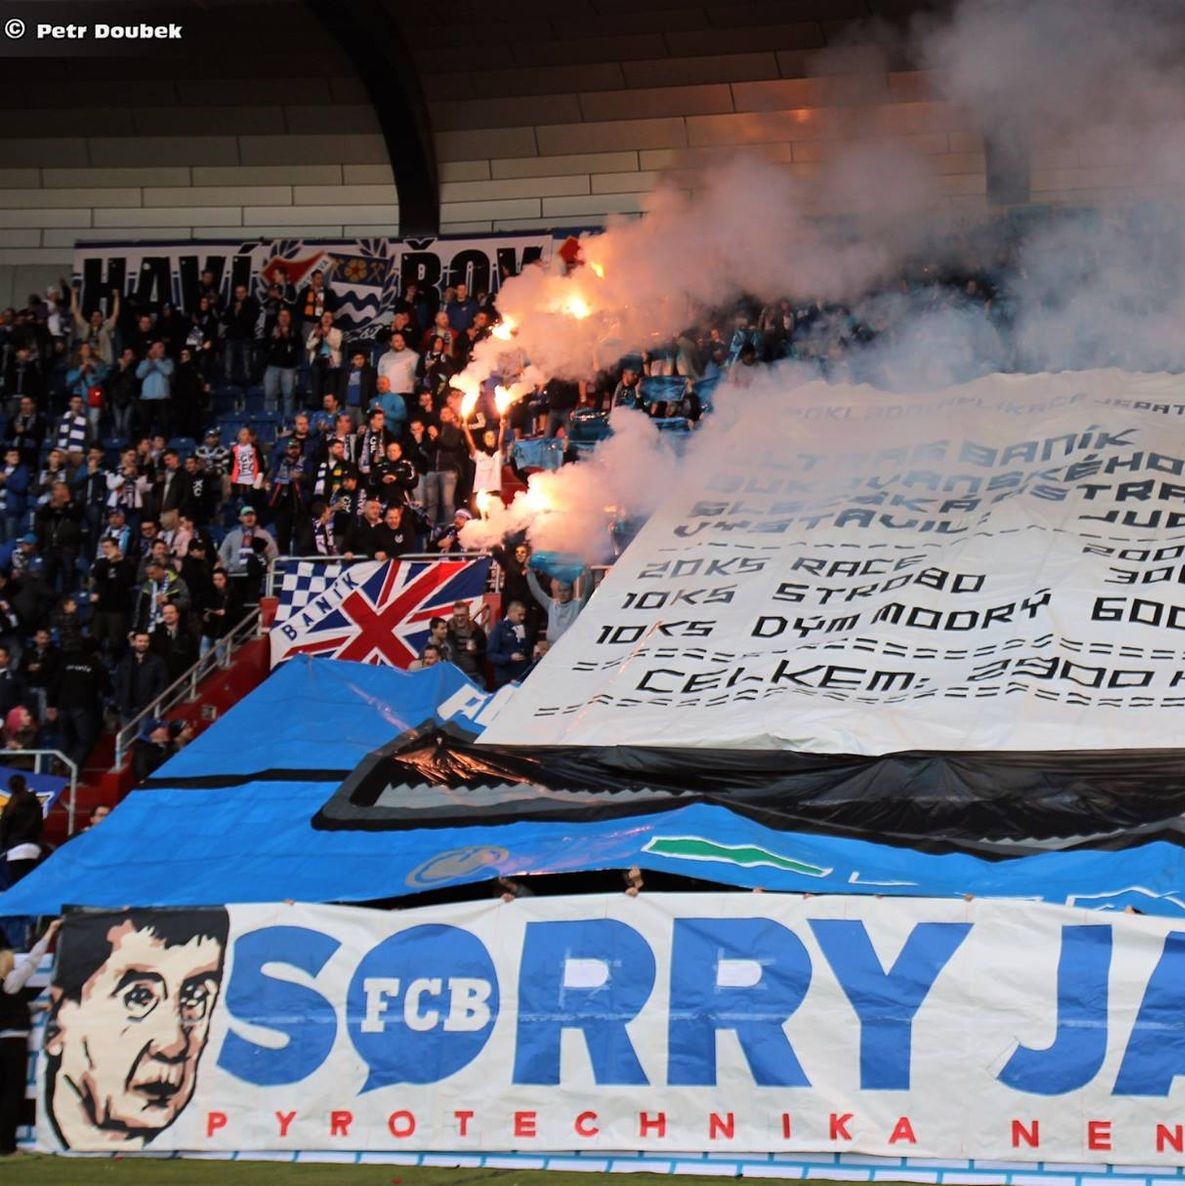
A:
[412, 2, 986, 234]
[0, 76, 401, 304]
[7, 0, 1104, 303]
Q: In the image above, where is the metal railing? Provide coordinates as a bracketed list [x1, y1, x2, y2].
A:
[1, 750, 79, 837]
[113, 607, 263, 771]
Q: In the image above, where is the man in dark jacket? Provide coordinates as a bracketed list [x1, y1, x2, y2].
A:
[356, 406, 395, 483]
[369, 439, 418, 508]
[487, 600, 534, 687]
[17, 627, 60, 722]
[104, 346, 140, 438]
[89, 537, 135, 658]
[114, 630, 168, 723]
[296, 269, 337, 336]
[155, 449, 192, 532]
[34, 483, 83, 595]
[48, 639, 109, 769]
[446, 599, 486, 683]
[0, 645, 26, 718]
[5, 396, 45, 468]
[371, 504, 415, 561]
[424, 407, 466, 526]
[221, 283, 260, 386]
[345, 498, 388, 558]
[132, 559, 191, 634]
[337, 346, 376, 428]
[150, 601, 199, 682]
[132, 718, 173, 783]
[263, 308, 303, 419]
[2, 345, 45, 412]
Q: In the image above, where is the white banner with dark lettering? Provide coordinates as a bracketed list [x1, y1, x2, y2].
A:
[36, 895, 1185, 1162]
[483, 369, 1185, 753]
[73, 233, 554, 340]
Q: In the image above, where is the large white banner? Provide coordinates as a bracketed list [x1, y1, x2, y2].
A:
[38, 894, 1185, 1164]
[73, 233, 553, 340]
[483, 369, 1185, 753]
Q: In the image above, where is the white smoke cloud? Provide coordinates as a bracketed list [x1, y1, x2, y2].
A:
[459, 408, 681, 564]
[919, 0, 1185, 136]
[454, 0, 1185, 565]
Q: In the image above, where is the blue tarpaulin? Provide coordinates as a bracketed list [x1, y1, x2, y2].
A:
[511, 437, 565, 471]
[5, 656, 1185, 918]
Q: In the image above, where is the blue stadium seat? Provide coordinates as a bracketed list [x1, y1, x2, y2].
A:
[244, 391, 266, 415]
[250, 413, 279, 445]
[168, 436, 197, 456]
[210, 385, 240, 415]
[216, 415, 248, 442]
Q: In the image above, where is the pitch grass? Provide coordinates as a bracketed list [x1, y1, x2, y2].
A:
[11, 1159, 934, 1186]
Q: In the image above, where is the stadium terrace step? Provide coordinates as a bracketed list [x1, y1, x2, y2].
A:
[40, 637, 271, 848]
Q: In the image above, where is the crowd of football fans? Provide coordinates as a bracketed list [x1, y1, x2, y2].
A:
[0, 248, 1017, 783]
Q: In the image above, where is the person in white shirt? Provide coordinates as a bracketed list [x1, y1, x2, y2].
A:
[376, 331, 419, 408]
[305, 312, 343, 402]
[462, 412, 506, 510]
[1, 918, 60, 1155]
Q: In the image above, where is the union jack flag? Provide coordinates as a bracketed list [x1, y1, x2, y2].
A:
[269, 558, 490, 669]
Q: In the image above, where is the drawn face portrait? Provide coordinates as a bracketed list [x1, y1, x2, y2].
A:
[45, 910, 227, 1150]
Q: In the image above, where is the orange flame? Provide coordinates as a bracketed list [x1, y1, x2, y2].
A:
[522, 485, 550, 514]
[562, 295, 591, 320]
[589, 261, 605, 279]
[492, 316, 516, 341]
[475, 490, 494, 518]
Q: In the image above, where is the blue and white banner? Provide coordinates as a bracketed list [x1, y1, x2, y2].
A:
[73, 233, 555, 341]
[0, 766, 68, 817]
[269, 557, 491, 668]
[37, 895, 1185, 1163]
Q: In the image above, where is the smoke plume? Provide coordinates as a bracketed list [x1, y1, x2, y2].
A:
[460, 0, 1185, 562]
